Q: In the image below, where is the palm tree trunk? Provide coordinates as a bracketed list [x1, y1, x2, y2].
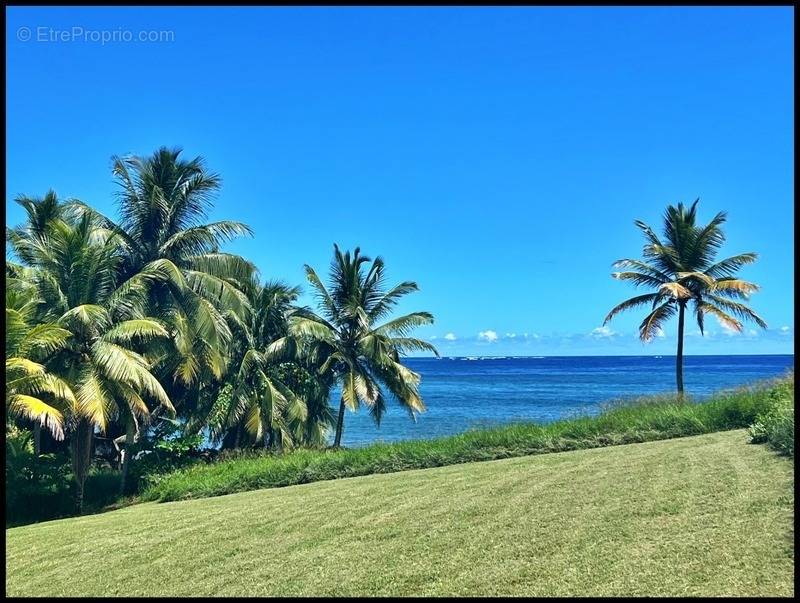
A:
[332, 395, 347, 447]
[33, 422, 41, 456]
[263, 409, 273, 450]
[676, 301, 686, 396]
[234, 422, 242, 449]
[70, 418, 93, 514]
[119, 420, 136, 495]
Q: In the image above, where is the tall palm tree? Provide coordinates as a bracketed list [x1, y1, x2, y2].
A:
[603, 199, 767, 393]
[281, 245, 438, 447]
[69, 147, 257, 394]
[7, 192, 76, 452]
[8, 199, 175, 511]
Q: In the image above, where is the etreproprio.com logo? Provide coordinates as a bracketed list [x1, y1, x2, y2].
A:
[16, 26, 175, 45]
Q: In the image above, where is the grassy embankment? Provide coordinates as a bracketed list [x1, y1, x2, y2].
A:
[141, 375, 793, 503]
[6, 429, 794, 596]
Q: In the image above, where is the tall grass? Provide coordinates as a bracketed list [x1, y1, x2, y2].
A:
[142, 374, 793, 503]
[748, 382, 795, 456]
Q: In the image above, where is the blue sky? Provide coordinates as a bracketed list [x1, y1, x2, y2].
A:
[6, 7, 794, 356]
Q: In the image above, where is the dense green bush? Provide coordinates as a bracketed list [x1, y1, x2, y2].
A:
[142, 374, 793, 503]
[748, 390, 794, 456]
[5, 428, 129, 526]
[6, 423, 212, 525]
[5, 428, 73, 525]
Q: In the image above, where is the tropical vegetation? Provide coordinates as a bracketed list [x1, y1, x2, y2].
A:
[5, 146, 436, 518]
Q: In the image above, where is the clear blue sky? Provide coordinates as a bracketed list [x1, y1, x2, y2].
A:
[6, 7, 794, 356]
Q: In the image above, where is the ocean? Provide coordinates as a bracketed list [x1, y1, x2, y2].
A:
[336, 354, 794, 447]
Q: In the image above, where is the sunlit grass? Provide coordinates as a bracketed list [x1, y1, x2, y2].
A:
[5, 429, 793, 596]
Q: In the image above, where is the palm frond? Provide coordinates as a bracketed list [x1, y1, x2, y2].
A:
[367, 281, 419, 321]
[374, 312, 435, 337]
[704, 294, 768, 329]
[7, 394, 66, 440]
[103, 319, 169, 344]
[697, 301, 743, 333]
[638, 302, 677, 342]
[711, 278, 760, 299]
[704, 253, 758, 278]
[159, 221, 254, 258]
[603, 293, 663, 324]
[612, 271, 670, 289]
[303, 265, 338, 321]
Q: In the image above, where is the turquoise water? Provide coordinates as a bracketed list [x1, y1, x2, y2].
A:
[336, 354, 794, 447]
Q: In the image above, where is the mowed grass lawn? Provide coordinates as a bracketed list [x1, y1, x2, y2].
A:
[6, 430, 794, 597]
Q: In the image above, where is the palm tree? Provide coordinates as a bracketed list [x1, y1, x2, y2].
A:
[6, 192, 76, 452]
[69, 147, 257, 394]
[282, 245, 438, 447]
[5, 273, 75, 451]
[200, 281, 310, 449]
[603, 199, 767, 393]
[8, 199, 175, 510]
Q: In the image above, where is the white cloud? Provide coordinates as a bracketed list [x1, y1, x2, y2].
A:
[655, 327, 666, 338]
[429, 335, 438, 341]
[748, 329, 757, 337]
[721, 322, 740, 336]
[505, 332, 516, 339]
[478, 330, 498, 342]
[590, 326, 616, 339]
[780, 326, 791, 334]
[444, 332, 457, 341]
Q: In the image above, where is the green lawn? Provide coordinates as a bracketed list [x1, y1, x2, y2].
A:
[6, 430, 793, 597]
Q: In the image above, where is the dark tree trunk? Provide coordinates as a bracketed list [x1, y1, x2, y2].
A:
[119, 420, 136, 495]
[332, 395, 347, 448]
[70, 419, 93, 514]
[234, 421, 242, 449]
[33, 422, 42, 456]
[676, 301, 686, 396]
[263, 409, 273, 450]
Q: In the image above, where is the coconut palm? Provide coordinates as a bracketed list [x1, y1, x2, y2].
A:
[200, 281, 310, 449]
[8, 203, 175, 510]
[68, 147, 257, 393]
[281, 245, 438, 447]
[6, 193, 77, 452]
[5, 274, 75, 450]
[603, 199, 767, 393]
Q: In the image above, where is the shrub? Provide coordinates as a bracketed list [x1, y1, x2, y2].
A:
[749, 395, 794, 456]
[6, 424, 212, 525]
[5, 428, 75, 526]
